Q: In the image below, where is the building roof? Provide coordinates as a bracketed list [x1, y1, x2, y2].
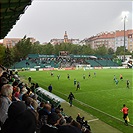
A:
[0, 0, 32, 39]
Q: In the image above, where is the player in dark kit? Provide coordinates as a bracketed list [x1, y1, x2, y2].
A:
[126, 80, 130, 88]
[83, 74, 85, 79]
[67, 74, 70, 80]
[88, 72, 91, 78]
[57, 75, 60, 80]
[74, 79, 76, 86]
[76, 82, 80, 91]
[51, 72, 54, 76]
[48, 84, 52, 92]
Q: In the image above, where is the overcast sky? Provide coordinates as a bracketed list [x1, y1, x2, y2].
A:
[6, 0, 132, 43]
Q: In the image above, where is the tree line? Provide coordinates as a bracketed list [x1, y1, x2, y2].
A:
[0, 37, 131, 68]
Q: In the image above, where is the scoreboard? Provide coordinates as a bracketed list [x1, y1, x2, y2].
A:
[59, 51, 69, 56]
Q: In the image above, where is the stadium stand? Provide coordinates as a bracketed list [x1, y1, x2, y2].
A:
[10, 54, 120, 69]
[85, 60, 100, 67]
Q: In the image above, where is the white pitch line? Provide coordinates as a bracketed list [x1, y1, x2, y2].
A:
[88, 118, 99, 122]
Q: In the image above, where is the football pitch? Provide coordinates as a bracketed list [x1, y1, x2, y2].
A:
[19, 68, 133, 126]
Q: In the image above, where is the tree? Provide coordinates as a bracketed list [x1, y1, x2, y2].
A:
[3, 46, 13, 68]
[115, 46, 124, 55]
[108, 47, 114, 55]
[13, 37, 32, 61]
[95, 45, 107, 55]
[0, 44, 6, 64]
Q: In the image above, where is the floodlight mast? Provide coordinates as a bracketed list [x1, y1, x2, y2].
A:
[122, 11, 129, 62]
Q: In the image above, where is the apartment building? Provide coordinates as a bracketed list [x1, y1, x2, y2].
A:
[85, 29, 133, 52]
[3, 37, 36, 48]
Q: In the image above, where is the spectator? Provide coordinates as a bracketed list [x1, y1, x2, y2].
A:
[82, 120, 91, 132]
[35, 83, 39, 88]
[38, 103, 52, 126]
[57, 125, 82, 133]
[40, 112, 61, 133]
[70, 120, 81, 130]
[14, 87, 20, 99]
[28, 76, 32, 83]
[1, 101, 37, 133]
[76, 113, 82, 123]
[0, 77, 9, 92]
[0, 84, 13, 125]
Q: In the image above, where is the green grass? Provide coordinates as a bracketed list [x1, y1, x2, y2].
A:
[19, 68, 133, 132]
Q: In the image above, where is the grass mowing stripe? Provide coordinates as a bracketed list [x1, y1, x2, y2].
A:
[54, 89, 133, 127]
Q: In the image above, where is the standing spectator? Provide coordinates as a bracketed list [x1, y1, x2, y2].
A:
[120, 104, 129, 126]
[28, 76, 32, 83]
[48, 84, 53, 92]
[0, 84, 13, 125]
[68, 92, 75, 107]
[126, 79, 130, 88]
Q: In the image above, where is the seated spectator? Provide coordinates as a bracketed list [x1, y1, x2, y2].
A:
[82, 120, 91, 132]
[57, 125, 82, 133]
[76, 113, 82, 123]
[35, 83, 39, 88]
[40, 112, 61, 133]
[14, 87, 20, 99]
[0, 77, 9, 92]
[0, 84, 13, 126]
[31, 94, 39, 111]
[0, 101, 37, 133]
[37, 102, 45, 112]
[65, 116, 73, 124]
[70, 120, 81, 130]
[19, 87, 28, 100]
[38, 102, 52, 126]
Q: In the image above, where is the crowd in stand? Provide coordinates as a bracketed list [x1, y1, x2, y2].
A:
[27, 56, 88, 68]
[0, 65, 91, 133]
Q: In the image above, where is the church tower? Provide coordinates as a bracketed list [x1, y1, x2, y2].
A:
[64, 31, 68, 43]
